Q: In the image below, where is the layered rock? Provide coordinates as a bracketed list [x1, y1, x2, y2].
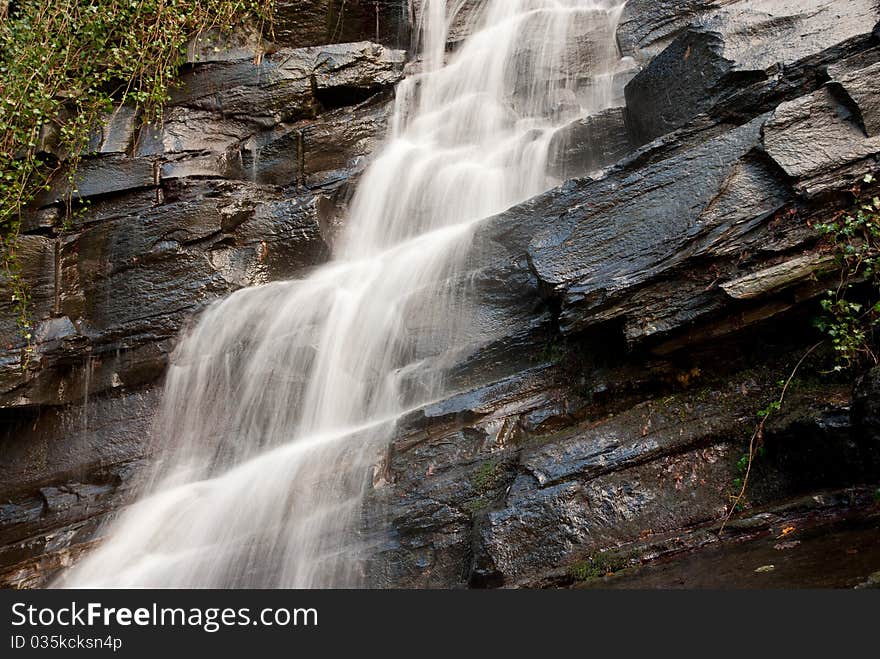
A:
[0, 29, 406, 585]
[3, 1, 880, 588]
[362, 0, 880, 587]
[273, 0, 412, 50]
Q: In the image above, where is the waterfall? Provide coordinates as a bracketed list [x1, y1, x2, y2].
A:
[59, 0, 630, 588]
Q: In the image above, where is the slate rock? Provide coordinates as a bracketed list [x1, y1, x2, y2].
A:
[625, 0, 880, 144]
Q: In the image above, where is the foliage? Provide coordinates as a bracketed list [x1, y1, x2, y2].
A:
[720, 344, 821, 534]
[1, 0, 273, 350]
[814, 174, 880, 369]
[472, 460, 506, 494]
[721, 175, 880, 533]
[567, 551, 628, 582]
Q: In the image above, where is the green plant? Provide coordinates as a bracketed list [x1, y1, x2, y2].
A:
[720, 344, 820, 534]
[464, 497, 489, 515]
[721, 177, 880, 533]
[1, 0, 273, 354]
[814, 174, 880, 369]
[472, 460, 503, 494]
[567, 552, 627, 582]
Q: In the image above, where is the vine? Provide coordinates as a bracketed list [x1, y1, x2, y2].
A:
[814, 173, 880, 369]
[1, 0, 274, 358]
[719, 173, 880, 533]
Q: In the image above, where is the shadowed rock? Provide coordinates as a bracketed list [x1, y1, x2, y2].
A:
[624, 0, 880, 145]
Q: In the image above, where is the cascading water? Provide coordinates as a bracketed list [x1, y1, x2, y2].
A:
[59, 0, 630, 588]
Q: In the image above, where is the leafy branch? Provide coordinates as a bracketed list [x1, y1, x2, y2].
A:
[720, 173, 880, 533]
[1, 0, 274, 357]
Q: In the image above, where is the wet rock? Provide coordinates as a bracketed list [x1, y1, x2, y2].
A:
[171, 42, 405, 121]
[273, 0, 412, 50]
[33, 155, 157, 207]
[5, 40, 399, 411]
[409, 0, 481, 47]
[0, 389, 156, 499]
[373, 346, 869, 587]
[624, 0, 880, 144]
[0, 236, 56, 403]
[2, 181, 329, 408]
[547, 107, 632, 180]
[88, 106, 140, 155]
[764, 63, 880, 197]
[510, 8, 632, 93]
[7, 0, 880, 589]
[479, 443, 734, 583]
[616, 0, 716, 62]
[241, 91, 392, 188]
[479, 115, 794, 340]
[136, 107, 254, 159]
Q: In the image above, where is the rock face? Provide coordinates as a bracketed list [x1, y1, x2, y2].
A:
[2, 40, 405, 410]
[0, 29, 405, 585]
[623, 0, 879, 145]
[273, 0, 412, 50]
[361, 0, 880, 588]
[3, 1, 880, 588]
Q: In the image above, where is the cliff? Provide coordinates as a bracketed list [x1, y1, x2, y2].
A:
[2, 0, 880, 588]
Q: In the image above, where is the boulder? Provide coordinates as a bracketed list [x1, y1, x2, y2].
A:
[625, 0, 880, 144]
[764, 62, 880, 197]
[547, 107, 632, 180]
[616, 0, 716, 62]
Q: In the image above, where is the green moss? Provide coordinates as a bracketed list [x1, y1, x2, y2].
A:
[1, 0, 274, 351]
[472, 460, 503, 494]
[567, 551, 630, 582]
[464, 497, 489, 515]
[814, 178, 880, 370]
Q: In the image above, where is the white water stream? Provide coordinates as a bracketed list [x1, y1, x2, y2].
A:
[60, 0, 629, 588]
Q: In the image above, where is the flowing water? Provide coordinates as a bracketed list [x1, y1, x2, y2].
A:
[60, 0, 630, 588]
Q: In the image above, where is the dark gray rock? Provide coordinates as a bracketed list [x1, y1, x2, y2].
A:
[33, 155, 157, 207]
[616, 0, 715, 62]
[6, 0, 880, 590]
[624, 0, 880, 145]
[0, 388, 155, 586]
[137, 107, 253, 159]
[480, 116, 793, 339]
[171, 42, 405, 121]
[764, 63, 880, 197]
[479, 442, 735, 583]
[88, 106, 140, 155]
[0, 389, 156, 499]
[370, 349, 867, 586]
[1, 181, 330, 408]
[240, 91, 392, 188]
[547, 107, 632, 180]
[273, 0, 412, 50]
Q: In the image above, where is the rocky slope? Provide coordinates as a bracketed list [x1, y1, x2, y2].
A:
[2, 0, 880, 588]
